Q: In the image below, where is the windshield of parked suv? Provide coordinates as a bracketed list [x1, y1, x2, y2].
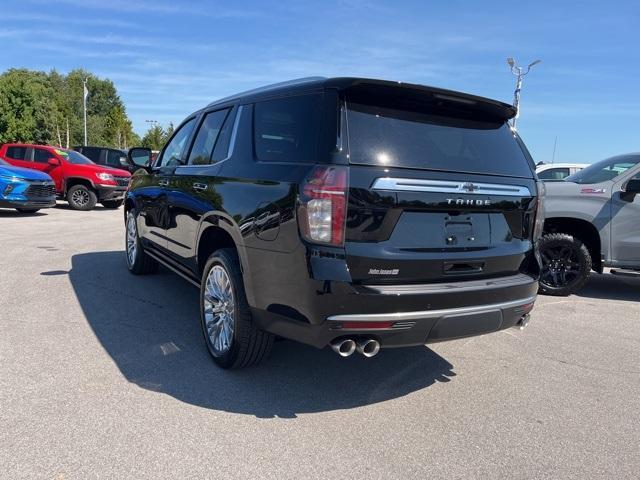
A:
[565, 155, 640, 184]
[346, 102, 533, 177]
[56, 149, 94, 165]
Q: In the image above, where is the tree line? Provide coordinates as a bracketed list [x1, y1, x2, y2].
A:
[0, 68, 173, 151]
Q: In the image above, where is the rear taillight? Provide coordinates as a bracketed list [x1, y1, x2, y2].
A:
[533, 181, 546, 241]
[298, 165, 348, 246]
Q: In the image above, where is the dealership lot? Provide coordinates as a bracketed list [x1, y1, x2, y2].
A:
[1, 206, 638, 479]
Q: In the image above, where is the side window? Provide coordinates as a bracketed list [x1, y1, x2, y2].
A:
[6, 146, 28, 161]
[212, 108, 238, 163]
[33, 148, 51, 163]
[188, 109, 230, 165]
[106, 150, 125, 167]
[157, 118, 197, 167]
[538, 168, 570, 180]
[80, 147, 101, 163]
[253, 94, 321, 163]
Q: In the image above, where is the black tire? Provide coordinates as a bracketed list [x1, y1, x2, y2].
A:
[102, 200, 124, 209]
[16, 208, 40, 214]
[125, 210, 159, 275]
[538, 233, 592, 296]
[200, 248, 274, 369]
[67, 184, 97, 211]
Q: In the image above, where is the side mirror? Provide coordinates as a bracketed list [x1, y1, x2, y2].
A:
[128, 147, 152, 169]
[48, 157, 61, 166]
[624, 178, 640, 194]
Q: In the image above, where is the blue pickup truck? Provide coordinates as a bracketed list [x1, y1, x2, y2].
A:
[0, 157, 56, 213]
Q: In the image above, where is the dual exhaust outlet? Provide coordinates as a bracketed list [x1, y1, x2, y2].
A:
[330, 338, 380, 358]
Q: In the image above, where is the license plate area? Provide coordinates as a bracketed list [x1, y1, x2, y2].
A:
[444, 213, 490, 247]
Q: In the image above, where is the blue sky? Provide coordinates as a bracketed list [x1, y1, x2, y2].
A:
[1, 0, 638, 163]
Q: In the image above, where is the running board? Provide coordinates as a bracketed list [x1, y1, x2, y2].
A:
[610, 269, 640, 278]
[145, 249, 201, 288]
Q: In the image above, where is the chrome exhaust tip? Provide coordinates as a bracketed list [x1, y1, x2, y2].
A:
[330, 338, 356, 357]
[356, 338, 381, 358]
[515, 313, 531, 330]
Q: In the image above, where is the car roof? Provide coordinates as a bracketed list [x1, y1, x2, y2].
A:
[536, 163, 589, 170]
[3, 143, 59, 150]
[204, 76, 517, 120]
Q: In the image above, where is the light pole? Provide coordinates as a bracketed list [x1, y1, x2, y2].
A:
[83, 78, 89, 145]
[507, 57, 541, 130]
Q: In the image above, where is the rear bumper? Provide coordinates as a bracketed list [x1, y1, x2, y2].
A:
[327, 295, 535, 345]
[250, 268, 539, 348]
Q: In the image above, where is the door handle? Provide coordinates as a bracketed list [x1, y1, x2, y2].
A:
[193, 183, 208, 191]
[158, 179, 169, 187]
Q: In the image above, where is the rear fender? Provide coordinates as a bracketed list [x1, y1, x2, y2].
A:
[196, 212, 254, 299]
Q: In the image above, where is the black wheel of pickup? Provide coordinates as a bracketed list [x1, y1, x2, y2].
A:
[538, 233, 591, 296]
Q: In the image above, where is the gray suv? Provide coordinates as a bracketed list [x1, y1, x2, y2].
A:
[539, 153, 640, 295]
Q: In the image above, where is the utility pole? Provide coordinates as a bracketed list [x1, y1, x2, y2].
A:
[83, 78, 89, 146]
[552, 136, 558, 163]
[507, 58, 541, 130]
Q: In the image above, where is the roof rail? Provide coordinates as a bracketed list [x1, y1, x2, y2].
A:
[207, 76, 326, 106]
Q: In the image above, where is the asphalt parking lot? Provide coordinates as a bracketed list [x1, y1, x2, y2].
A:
[1, 206, 638, 479]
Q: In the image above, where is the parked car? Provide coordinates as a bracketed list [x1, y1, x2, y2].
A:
[0, 156, 56, 213]
[124, 77, 543, 369]
[539, 153, 640, 295]
[536, 162, 587, 181]
[74, 146, 135, 173]
[0, 144, 131, 210]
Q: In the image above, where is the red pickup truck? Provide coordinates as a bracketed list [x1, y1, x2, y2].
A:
[0, 143, 131, 210]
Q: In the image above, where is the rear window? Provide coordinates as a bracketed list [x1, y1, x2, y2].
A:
[345, 101, 533, 177]
[78, 147, 101, 163]
[253, 94, 320, 163]
[106, 150, 126, 167]
[537, 167, 570, 181]
[6, 146, 28, 160]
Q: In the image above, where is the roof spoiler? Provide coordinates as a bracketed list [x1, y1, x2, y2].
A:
[330, 78, 517, 122]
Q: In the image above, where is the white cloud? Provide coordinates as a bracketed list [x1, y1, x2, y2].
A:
[24, 0, 262, 17]
[1, 12, 144, 29]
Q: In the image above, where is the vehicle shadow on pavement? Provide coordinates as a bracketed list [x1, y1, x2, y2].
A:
[0, 209, 48, 217]
[55, 204, 113, 211]
[575, 272, 640, 302]
[67, 251, 456, 418]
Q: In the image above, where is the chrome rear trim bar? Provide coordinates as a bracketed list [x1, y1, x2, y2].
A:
[371, 177, 531, 196]
[327, 296, 536, 322]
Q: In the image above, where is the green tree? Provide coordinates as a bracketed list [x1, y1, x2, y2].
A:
[141, 124, 168, 150]
[0, 67, 138, 148]
[0, 69, 58, 144]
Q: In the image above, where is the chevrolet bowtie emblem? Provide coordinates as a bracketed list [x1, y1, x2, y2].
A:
[461, 182, 479, 192]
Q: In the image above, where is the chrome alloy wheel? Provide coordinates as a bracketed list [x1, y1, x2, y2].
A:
[126, 214, 137, 266]
[72, 188, 90, 206]
[203, 265, 235, 356]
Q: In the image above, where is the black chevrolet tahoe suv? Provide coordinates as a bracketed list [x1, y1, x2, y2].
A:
[124, 77, 543, 369]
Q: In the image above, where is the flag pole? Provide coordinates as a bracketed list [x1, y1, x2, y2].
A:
[83, 78, 88, 146]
